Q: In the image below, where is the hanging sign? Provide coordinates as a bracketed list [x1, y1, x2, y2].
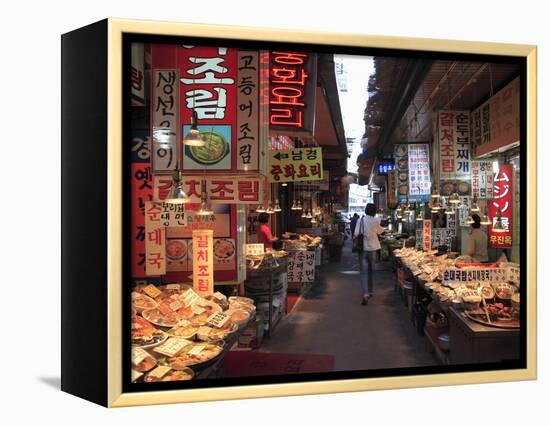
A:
[236, 51, 260, 171]
[471, 77, 520, 158]
[268, 147, 323, 183]
[489, 164, 513, 248]
[438, 111, 470, 180]
[153, 175, 263, 204]
[192, 230, 214, 296]
[130, 43, 145, 106]
[131, 163, 153, 277]
[422, 219, 432, 251]
[269, 51, 317, 135]
[393, 144, 408, 202]
[387, 169, 398, 207]
[245, 243, 265, 256]
[179, 46, 237, 171]
[471, 161, 494, 199]
[144, 201, 167, 276]
[408, 144, 431, 199]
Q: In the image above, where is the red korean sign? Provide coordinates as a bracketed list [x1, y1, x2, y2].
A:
[192, 230, 214, 296]
[179, 46, 237, 171]
[438, 110, 470, 180]
[269, 51, 316, 134]
[153, 175, 263, 204]
[423, 219, 432, 251]
[489, 164, 513, 248]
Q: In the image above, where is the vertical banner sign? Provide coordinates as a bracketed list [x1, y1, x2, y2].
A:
[152, 69, 179, 173]
[144, 201, 166, 276]
[236, 51, 259, 171]
[393, 144, 408, 202]
[408, 144, 431, 199]
[130, 43, 145, 106]
[423, 220, 432, 251]
[269, 52, 317, 134]
[192, 230, 214, 296]
[387, 169, 397, 207]
[489, 164, 513, 248]
[470, 161, 494, 199]
[179, 46, 237, 171]
[131, 159, 153, 277]
[438, 111, 470, 180]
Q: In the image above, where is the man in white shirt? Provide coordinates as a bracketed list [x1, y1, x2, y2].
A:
[353, 203, 386, 305]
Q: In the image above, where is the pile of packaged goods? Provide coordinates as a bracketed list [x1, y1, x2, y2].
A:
[393, 248, 520, 327]
[246, 251, 288, 270]
[131, 284, 255, 383]
[282, 233, 322, 251]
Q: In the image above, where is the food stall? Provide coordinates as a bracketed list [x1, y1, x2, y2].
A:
[131, 284, 257, 382]
[392, 247, 520, 365]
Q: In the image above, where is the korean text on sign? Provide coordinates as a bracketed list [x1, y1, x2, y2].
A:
[269, 147, 323, 183]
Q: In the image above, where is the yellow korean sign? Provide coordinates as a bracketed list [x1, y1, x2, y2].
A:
[268, 147, 324, 183]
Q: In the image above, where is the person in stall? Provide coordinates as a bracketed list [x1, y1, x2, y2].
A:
[465, 213, 489, 262]
[257, 212, 278, 252]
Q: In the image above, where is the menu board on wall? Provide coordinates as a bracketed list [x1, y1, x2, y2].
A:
[408, 144, 431, 199]
[471, 77, 520, 158]
[489, 164, 513, 248]
[438, 111, 470, 180]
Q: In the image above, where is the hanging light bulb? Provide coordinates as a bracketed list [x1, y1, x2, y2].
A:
[448, 185, 461, 204]
[492, 210, 506, 232]
[165, 167, 189, 204]
[301, 209, 307, 219]
[266, 200, 275, 214]
[256, 204, 266, 213]
[445, 206, 455, 215]
[480, 207, 491, 226]
[466, 214, 474, 225]
[274, 199, 282, 212]
[416, 213, 423, 222]
[306, 209, 312, 219]
[297, 199, 302, 210]
[183, 110, 206, 146]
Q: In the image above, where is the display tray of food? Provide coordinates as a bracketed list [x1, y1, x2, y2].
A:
[463, 303, 520, 329]
[159, 340, 226, 370]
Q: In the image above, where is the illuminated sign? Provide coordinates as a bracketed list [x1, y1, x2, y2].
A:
[192, 229, 214, 296]
[377, 162, 395, 175]
[269, 51, 313, 131]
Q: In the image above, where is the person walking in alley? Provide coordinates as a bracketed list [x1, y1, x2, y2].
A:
[353, 203, 386, 305]
[350, 213, 360, 236]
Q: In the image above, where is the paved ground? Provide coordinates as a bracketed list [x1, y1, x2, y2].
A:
[260, 238, 438, 372]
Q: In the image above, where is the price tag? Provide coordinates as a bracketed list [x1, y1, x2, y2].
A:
[188, 344, 206, 356]
[143, 284, 162, 299]
[246, 243, 265, 256]
[147, 365, 171, 379]
[207, 312, 230, 328]
[169, 300, 182, 311]
[192, 306, 206, 315]
[131, 369, 143, 382]
[131, 347, 150, 366]
[165, 284, 181, 290]
[180, 289, 201, 307]
[153, 338, 192, 357]
[197, 326, 212, 336]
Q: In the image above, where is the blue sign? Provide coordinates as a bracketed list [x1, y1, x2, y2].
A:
[378, 162, 395, 175]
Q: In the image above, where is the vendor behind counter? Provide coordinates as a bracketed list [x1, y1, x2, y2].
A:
[256, 212, 278, 252]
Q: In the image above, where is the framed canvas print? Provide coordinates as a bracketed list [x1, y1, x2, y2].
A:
[61, 18, 537, 407]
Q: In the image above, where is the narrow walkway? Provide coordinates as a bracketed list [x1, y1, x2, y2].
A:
[260, 237, 437, 372]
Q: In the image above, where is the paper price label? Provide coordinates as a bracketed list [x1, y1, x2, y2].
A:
[131, 347, 150, 366]
[207, 312, 230, 328]
[143, 284, 162, 299]
[169, 300, 182, 311]
[212, 291, 227, 302]
[180, 289, 201, 307]
[148, 365, 171, 379]
[192, 306, 206, 315]
[154, 338, 192, 357]
[165, 284, 181, 290]
[177, 319, 191, 327]
[188, 345, 206, 356]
